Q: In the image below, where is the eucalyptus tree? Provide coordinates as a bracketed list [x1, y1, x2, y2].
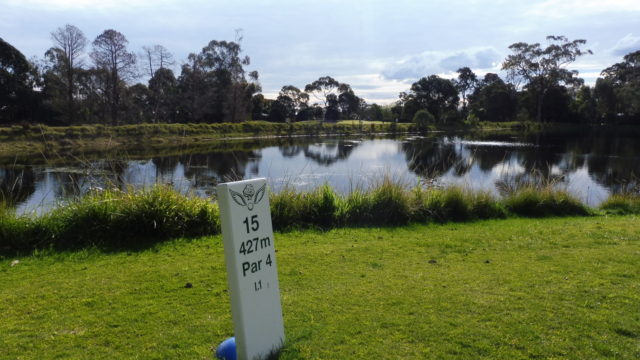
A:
[250, 94, 271, 120]
[304, 76, 341, 107]
[148, 68, 178, 123]
[367, 103, 384, 122]
[178, 40, 259, 123]
[126, 83, 152, 123]
[338, 88, 364, 120]
[75, 67, 110, 122]
[468, 73, 518, 122]
[275, 85, 309, 121]
[502, 35, 592, 123]
[91, 29, 137, 125]
[304, 76, 357, 121]
[598, 50, 640, 121]
[0, 37, 35, 123]
[401, 75, 459, 123]
[140, 44, 175, 78]
[453, 67, 477, 116]
[46, 24, 87, 123]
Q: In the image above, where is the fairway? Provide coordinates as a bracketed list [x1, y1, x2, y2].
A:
[1, 216, 639, 359]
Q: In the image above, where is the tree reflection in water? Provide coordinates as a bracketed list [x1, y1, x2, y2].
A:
[3, 130, 640, 213]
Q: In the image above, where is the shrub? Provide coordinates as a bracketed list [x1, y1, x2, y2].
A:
[412, 109, 435, 129]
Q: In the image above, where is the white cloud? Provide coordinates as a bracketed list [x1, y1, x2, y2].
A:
[527, 0, 640, 18]
[380, 47, 502, 81]
[611, 33, 640, 56]
[5, 0, 169, 11]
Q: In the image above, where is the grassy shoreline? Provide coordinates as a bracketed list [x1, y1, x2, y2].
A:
[0, 121, 415, 157]
[2, 216, 639, 359]
[0, 120, 559, 158]
[2, 120, 637, 162]
[2, 182, 639, 256]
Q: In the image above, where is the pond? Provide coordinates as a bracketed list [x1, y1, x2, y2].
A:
[2, 128, 639, 214]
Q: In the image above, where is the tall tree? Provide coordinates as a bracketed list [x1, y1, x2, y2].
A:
[178, 40, 259, 123]
[400, 75, 459, 123]
[125, 83, 151, 124]
[140, 44, 174, 78]
[91, 29, 136, 125]
[0, 37, 38, 123]
[601, 50, 640, 85]
[250, 94, 271, 120]
[48, 24, 86, 123]
[338, 88, 364, 120]
[304, 76, 351, 121]
[599, 50, 640, 122]
[453, 67, 477, 116]
[148, 68, 178, 123]
[468, 73, 518, 122]
[273, 85, 309, 121]
[571, 85, 598, 123]
[75, 67, 110, 123]
[367, 103, 384, 122]
[501, 35, 592, 123]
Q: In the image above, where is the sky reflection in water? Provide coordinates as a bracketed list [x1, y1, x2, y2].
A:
[3, 131, 639, 215]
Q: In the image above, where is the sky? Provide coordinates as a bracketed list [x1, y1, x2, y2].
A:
[2, 0, 639, 104]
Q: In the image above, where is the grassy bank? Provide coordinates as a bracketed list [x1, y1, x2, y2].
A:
[1, 216, 639, 359]
[3, 181, 639, 255]
[0, 119, 558, 159]
[0, 121, 416, 157]
[2, 121, 636, 159]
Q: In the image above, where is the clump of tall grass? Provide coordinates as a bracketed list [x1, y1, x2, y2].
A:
[599, 194, 640, 215]
[503, 187, 591, 217]
[270, 184, 339, 229]
[337, 178, 412, 226]
[0, 186, 218, 254]
[0, 179, 602, 255]
[412, 187, 507, 222]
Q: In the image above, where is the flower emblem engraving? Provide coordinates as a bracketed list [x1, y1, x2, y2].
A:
[229, 183, 266, 211]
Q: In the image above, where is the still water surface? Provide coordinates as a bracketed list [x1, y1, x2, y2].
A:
[2, 129, 639, 214]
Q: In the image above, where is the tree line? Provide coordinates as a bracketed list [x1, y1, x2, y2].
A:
[1, 28, 639, 126]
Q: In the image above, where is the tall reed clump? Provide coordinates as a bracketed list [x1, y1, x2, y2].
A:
[599, 194, 640, 214]
[335, 182, 410, 227]
[503, 186, 591, 217]
[0, 186, 219, 253]
[270, 184, 339, 230]
[412, 186, 507, 222]
[1, 180, 598, 255]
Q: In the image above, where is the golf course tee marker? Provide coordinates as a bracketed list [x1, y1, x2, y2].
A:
[217, 178, 284, 360]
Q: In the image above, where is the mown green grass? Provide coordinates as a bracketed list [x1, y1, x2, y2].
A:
[1, 216, 639, 359]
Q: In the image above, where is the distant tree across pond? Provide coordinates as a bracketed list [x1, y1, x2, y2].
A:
[2, 30, 639, 126]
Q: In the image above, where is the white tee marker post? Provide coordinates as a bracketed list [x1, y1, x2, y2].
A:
[217, 178, 285, 360]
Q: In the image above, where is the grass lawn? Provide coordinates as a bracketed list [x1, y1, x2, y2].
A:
[1, 216, 639, 359]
